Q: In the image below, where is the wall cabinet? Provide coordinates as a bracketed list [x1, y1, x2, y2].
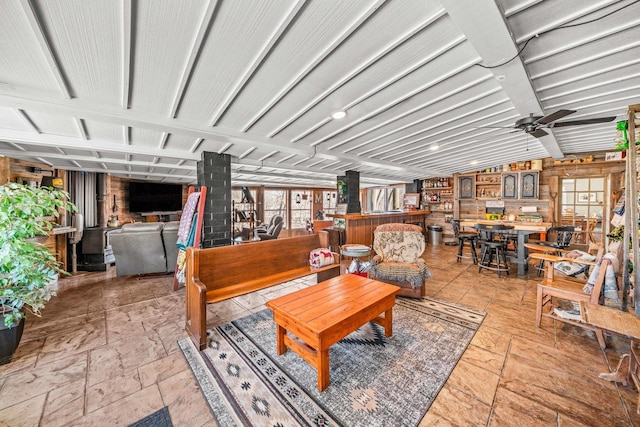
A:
[458, 175, 474, 199]
[520, 171, 539, 199]
[502, 173, 518, 199]
[458, 171, 539, 200]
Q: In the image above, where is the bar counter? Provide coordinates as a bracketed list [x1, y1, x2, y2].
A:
[328, 210, 430, 247]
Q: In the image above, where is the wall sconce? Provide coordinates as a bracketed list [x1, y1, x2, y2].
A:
[295, 193, 301, 204]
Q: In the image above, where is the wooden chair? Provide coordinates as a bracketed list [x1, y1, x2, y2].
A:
[535, 255, 612, 349]
[586, 218, 598, 244]
[526, 226, 575, 276]
[527, 241, 603, 277]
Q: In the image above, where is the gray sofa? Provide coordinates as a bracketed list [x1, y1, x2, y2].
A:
[108, 221, 180, 276]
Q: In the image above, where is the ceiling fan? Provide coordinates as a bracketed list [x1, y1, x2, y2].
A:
[487, 109, 617, 138]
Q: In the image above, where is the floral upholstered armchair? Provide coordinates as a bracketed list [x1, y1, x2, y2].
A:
[370, 223, 431, 298]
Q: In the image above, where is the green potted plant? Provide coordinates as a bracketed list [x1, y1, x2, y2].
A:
[0, 182, 76, 364]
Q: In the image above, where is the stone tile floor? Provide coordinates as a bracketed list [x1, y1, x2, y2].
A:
[0, 244, 638, 426]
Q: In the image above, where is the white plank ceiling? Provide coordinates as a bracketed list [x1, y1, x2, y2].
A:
[0, 0, 638, 188]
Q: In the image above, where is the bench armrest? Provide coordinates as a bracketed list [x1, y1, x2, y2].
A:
[186, 277, 208, 350]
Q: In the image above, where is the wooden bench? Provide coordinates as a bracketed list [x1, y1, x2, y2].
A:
[185, 234, 340, 350]
[534, 252, 611, 348]
[581, 301, 640, 414]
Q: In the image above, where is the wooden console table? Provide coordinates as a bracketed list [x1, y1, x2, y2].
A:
[266, 274, 400, 391]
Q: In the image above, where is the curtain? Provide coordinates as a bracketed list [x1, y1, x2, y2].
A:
[68, 171, 97, 228]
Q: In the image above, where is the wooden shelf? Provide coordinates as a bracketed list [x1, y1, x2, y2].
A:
[233, 201, 256, 237]
[423, 186, 453, 190]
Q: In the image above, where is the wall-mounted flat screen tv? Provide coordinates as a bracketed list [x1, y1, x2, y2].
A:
[128, 181, 183, 213]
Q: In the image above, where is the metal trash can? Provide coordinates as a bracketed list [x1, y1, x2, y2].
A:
[428, 225, 443, 245]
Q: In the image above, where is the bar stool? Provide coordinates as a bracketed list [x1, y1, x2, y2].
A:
[405, 219, 427, 243]
[69, 213, 84, 274]
[451, 220, 478, 264]
[322, 227, 345, 253]
[476, 224, 514, 276]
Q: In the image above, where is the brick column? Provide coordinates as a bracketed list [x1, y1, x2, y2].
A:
[197, 152, 231, 248]
[345, 170, 361, 213]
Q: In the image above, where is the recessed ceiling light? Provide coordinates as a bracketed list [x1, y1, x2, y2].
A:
[331, 110, 347, 120]
[496, 75, 506, 81]
[470, 160, 479, 165]
[429, 144, 439, 151]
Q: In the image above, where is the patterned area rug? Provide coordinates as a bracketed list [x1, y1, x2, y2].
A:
[179, 297, 485, 427]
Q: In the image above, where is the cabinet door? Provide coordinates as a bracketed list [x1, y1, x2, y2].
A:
[502, 173, 518, 199]
[520, 171, 538, 199]
[458, 175, 474, 199]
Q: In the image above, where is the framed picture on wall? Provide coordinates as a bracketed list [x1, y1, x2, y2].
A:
[577, 192, 597, 203]
[403, 193, 420, 210]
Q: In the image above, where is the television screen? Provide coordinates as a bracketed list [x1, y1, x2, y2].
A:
[128, 181, 183, 213]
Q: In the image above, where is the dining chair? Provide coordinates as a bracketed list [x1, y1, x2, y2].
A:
[530, 225, 575, 276]
[586, 219, 598, 244]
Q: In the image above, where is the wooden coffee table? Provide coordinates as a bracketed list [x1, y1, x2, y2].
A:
[265, 274, 400, 391]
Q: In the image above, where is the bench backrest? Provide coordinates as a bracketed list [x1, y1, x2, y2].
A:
[187, 233, 323, 292]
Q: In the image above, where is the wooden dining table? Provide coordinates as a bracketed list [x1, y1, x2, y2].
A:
[460, 220, 552, 276]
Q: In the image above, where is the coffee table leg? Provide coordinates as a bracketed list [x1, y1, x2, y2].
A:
[383, 308, 393, 337]
[275, 324, 286, 355]
[318, 349, 330, 391]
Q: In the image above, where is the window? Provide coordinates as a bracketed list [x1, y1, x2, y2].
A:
[369, 188, 386, 212]
[264, 189, 287, 229]
[367, 186, 405, 212]
[560, 177, 605, 243]
[387, 187, 405, 211]
[322, 191, 337, 215]
[290, 190, 311, 229]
